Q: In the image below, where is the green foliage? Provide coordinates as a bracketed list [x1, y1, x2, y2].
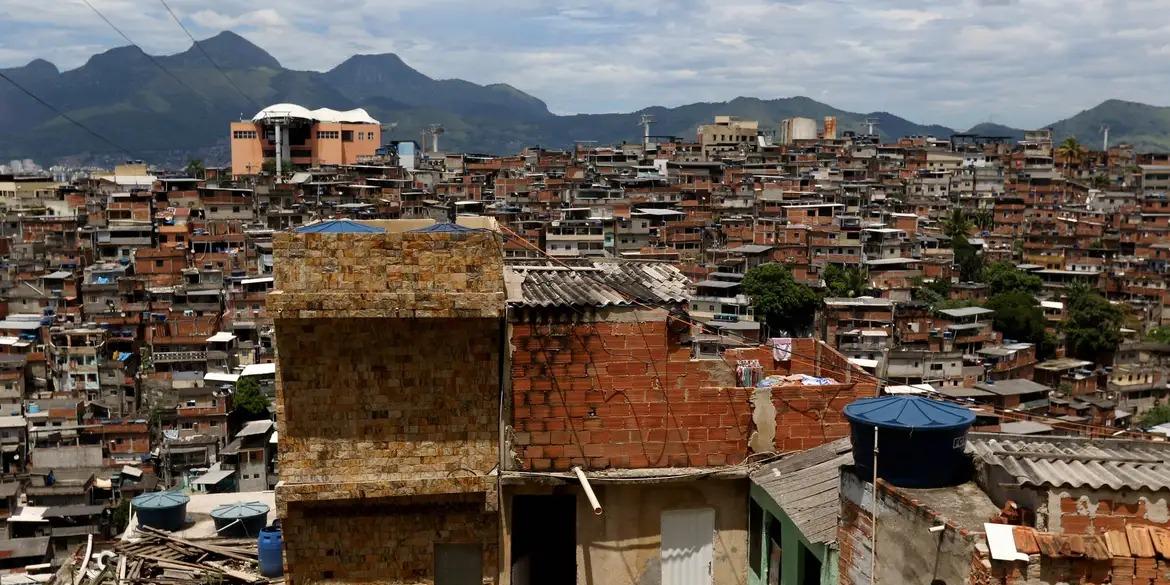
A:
[986, 291, 1047, 346]
[233, 376, 270, 419]
[942, 209, 974, 240]
[953, 235, 984, 282]
[742, 263, 820, 336]
[1139, 403, 1170, 428]
[184, 159, 204, 179]
[1148, 326, 1170, 344]
[911, 276, 951, 307]
[823, 265, 869, 298]
[112, 498, 131, 534]
[1064, 287, 1124, 362]
[983, 262, 1043, 297]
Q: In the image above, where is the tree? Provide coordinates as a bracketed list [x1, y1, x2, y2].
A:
[823, 264, 870, 298]
[111, 498, 131, 534]
[742, 263, 820, 336]
[184, 158, 204, 179]
[233, 376, 270, 420]
[941, 208, 974, 240]
[1139, 403, 1170, 428]
[1057, 137, 1087, 176]
[1090, 174, 1110, 190]
[953, 235, 984, 282]
[983, 262, 1043, 297]
[986, 291, 1047, 346]
[1064, 287, 1124, 362]
[1148, 326, 1170, 344]
[911, 276, 951, 307]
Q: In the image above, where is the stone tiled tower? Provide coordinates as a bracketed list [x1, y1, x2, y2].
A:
[270, 228, 506, 584]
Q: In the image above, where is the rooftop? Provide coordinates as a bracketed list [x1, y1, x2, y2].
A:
[505, 261, 690, 308]
[968, 433, 1170, 491]
[751, 438, 852, 545]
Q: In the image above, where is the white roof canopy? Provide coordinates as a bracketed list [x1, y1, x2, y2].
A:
[251, 103, 379, 125]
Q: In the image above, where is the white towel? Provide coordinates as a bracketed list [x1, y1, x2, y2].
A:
[771, 337, 792, 361]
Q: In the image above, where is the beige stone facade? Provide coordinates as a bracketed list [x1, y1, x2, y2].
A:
[272, 228, 505, 584]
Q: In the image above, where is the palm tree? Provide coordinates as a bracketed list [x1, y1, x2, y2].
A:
[941, 208, 974, 241]
[185, 159, 205, 179]
[1056, 137, 1087, 177]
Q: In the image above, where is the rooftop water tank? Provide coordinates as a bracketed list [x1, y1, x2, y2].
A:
[132, 491, 189, 532]
[210, 501, 269, 537]
[844, 395, 975, 488]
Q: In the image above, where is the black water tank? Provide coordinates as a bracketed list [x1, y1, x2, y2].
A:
[844, 395, 976, 488]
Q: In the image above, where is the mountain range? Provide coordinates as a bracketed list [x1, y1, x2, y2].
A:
[1, 31, 1168, 167]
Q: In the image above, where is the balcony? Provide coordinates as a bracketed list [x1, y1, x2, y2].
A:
[152, 351, 207, 364]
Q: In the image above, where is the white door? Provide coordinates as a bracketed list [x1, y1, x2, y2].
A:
[661, 508, 715, 585]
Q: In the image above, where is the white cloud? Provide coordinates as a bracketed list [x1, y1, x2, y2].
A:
[0, 0, 1168, 128]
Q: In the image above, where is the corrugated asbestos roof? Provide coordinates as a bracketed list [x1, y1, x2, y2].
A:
[968, 432, 1170, 490]
[751, 438, 852, 544]
[505, 261, 690, 308]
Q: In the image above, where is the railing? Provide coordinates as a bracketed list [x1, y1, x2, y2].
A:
[151, 351, 207, 363]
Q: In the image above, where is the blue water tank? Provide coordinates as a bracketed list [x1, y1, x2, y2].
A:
[132, 491, 189, 532]
[258, 527, 283, 577]
[844, 395, 975, 488]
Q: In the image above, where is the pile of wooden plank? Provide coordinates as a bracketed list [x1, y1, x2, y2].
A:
[74, 526, 269, 584]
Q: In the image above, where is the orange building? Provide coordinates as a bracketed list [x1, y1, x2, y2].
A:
[229, 103, 382, 176]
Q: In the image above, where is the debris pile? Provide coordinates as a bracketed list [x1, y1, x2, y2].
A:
[74, 526, 270, 584]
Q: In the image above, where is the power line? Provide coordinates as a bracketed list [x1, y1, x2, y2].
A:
[0, 70, 133, 157]
[80, 0, 207, 100]
[157, 0, 263, 110]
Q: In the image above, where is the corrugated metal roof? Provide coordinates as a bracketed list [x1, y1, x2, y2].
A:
[506, 261, 690, 308]
[751, 438, 852, 544]
[968, 433, 1170, 490]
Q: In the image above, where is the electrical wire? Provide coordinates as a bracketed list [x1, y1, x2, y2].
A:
[0, 70, 134, 157]
[157, 0, 263, 110]
[80, 0, 208, 101]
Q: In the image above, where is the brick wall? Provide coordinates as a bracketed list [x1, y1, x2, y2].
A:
[271, 229, 506, 585]
[284, 496, 497, 584]
[276, 317, 500, 486]
[1055, 492, 1170, 535]
[509, 315, 875, 471]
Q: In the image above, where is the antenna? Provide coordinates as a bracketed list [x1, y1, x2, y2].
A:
[638, 114, 655, 149]
[427, 124, 445, 153]
[1100, 125, 1110, 152]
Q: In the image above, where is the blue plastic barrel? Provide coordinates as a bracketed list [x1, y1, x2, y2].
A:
[258, 526, 283, 577]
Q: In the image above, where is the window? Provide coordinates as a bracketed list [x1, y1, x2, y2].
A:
[367, 131, 375, 140]
[342, 130, 354, 142]
[749, 501, 763, 574]
[181, 422, 194, 430]
[154, 260, 164, 268]
[232, 130, 257, 139]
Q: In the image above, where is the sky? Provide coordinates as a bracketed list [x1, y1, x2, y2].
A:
[1, 0, 1169, 129]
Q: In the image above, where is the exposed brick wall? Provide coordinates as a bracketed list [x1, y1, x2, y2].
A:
[271, 230, 506, 585]
[276, 317, 500, 486]
[509, 315, 875, 471]
[1056, 493, 1170, 535]
[284, 496, 497, 585]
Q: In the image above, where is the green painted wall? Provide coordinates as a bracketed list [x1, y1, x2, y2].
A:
[748, 483, 839, 585]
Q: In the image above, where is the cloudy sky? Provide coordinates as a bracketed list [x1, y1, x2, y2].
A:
[1, 0, 1168, 129]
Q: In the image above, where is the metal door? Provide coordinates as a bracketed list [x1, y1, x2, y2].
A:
[661, 508, 715, 585]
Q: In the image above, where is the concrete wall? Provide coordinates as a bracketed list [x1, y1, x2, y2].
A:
[31, 444, 102, 469]
[502, 479, 748, 585]
[838, 471, 983, 585]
